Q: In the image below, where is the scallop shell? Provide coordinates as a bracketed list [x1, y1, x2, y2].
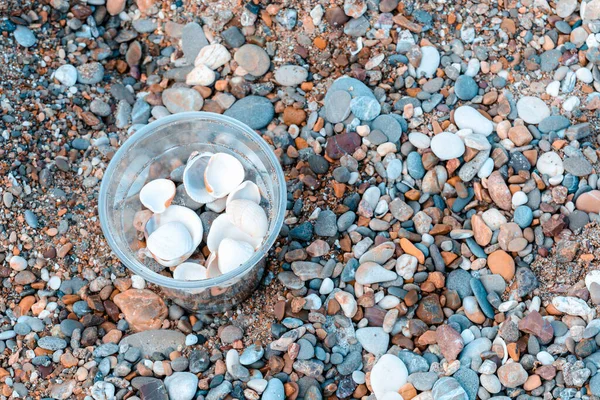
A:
[226, 181, 261, 206]
[147, 222, 193, 264]
[173, 262, 208, 281]
[204, 153, 245, 198]
[206, 214, 262, 252]
[226, 199, 269, 238]
[183, 152, 216, 203]
[139, 178, 176, 213]
[217, 238, 254, 274]
[145, 205, 204, 266]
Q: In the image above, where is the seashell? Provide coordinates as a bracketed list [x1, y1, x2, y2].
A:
[139, 178, 176, 213]
[173, 262, 208, 281]
[204, 153, 245, 198]
[226, 199, 269, 238]
[217, 238, 254, 274]
[145, 205, 204, 266]
[226, 181, 261, 206]
[206, 196, 227, 213]
[147, 222, 193, 265]
[183, 152, 216, 203]
[206, 214, 262, 252]
[206, 252, 221, 278]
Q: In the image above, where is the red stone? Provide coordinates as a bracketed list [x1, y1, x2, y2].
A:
[518, 311, 554, 344]
[436, 325, 464, 361]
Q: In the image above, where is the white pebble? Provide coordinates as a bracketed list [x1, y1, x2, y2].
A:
[9, 256, 27, 271]
[546, 81, 560, 97]
[562, 96, 580, 112]
[477, 158, 494, 178]
[537, 351, 554, 365]
[352, 371, 366, 384]
[185, 334, 199, 346]
[511, 191, 528, 207]
[576, 67, 593, 83]
[48, 276, 61, 291]
[131, 275, 146, 289]
[319, 278, 334, 295]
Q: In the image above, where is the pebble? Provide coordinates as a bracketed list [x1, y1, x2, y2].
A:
[430, 132, 465, 160]
[224, 96, 274, 129]
[516, 96, 551, 124]
[274, 65, 308, 86]
[356, 327, 389, 356]
[454, 75, 479, 100]
[164, 372, 198, 400]
[54, 64, 78, 87]
[14, 26, 36, 47]
[370, 354, 408, 399]
[162, 88, 204, 114]
[454, 106, 494, 136]
[234, 44, 271, 76]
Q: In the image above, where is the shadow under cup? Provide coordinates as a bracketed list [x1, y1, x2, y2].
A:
[99, 112, 286, 313]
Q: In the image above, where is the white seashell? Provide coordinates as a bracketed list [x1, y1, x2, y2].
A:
[173, 262, 208, 281]
[206, 214, 262, 252]
[204, 153, 245, 198]
[206, 252, 221, 278]
[147, 222, 193, 264]
[226, 199, 268, 238]
[206, 196, 227, 213]
[145, 205, 204, 266]
[217, 238, 254, 274]
[226, 181, 261, 206]
[183, 152, 216, 203]
[139, 179, 176, 213]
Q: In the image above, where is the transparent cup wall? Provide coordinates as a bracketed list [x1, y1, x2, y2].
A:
[99, 113, 285, 313]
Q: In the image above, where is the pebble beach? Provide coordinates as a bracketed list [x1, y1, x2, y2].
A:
[3, 0, 600, 399]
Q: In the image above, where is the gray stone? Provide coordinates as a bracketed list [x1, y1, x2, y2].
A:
[454, 75, 479, 100]
[14, 26, 37, 47]
[164, 372, 198, 400]
[119, 330, 185, 357]
[432, 377, 468, 400]
[224, 96, 274, 129]
[182, 22, 208, 61]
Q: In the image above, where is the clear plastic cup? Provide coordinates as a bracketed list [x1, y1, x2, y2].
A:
[98, 112, 286, 313]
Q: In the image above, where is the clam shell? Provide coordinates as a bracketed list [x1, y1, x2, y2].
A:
[183, 152, 216, 203]
[173, 262, 208, 281]
[226, 199, 269, 238]
[217, 238, 254, 274]
[204, 153, 245, 198]
[145, 205, 204, 266]
[206, 196, 227, 213]
[147, 221, 193, 264]
[206, 252, 221, 278]
[206, 214, 262, 252]
[139, 178, 176, 213]
[226, 181, 261, 206]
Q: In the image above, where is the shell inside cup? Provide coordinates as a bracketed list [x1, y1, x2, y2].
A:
[226, 181, 261, 206]
[226, 199, 269, 238]
[139, 178, 176, 213]
[145, 205, 203, 266]
[204, 153, 245, 198]
[173, 262, 208, 281]
[217, 238, 255, 274]
[206, 213, 262, 252]
[182, 152, 216, 204]
[134, 151, 270, 282]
